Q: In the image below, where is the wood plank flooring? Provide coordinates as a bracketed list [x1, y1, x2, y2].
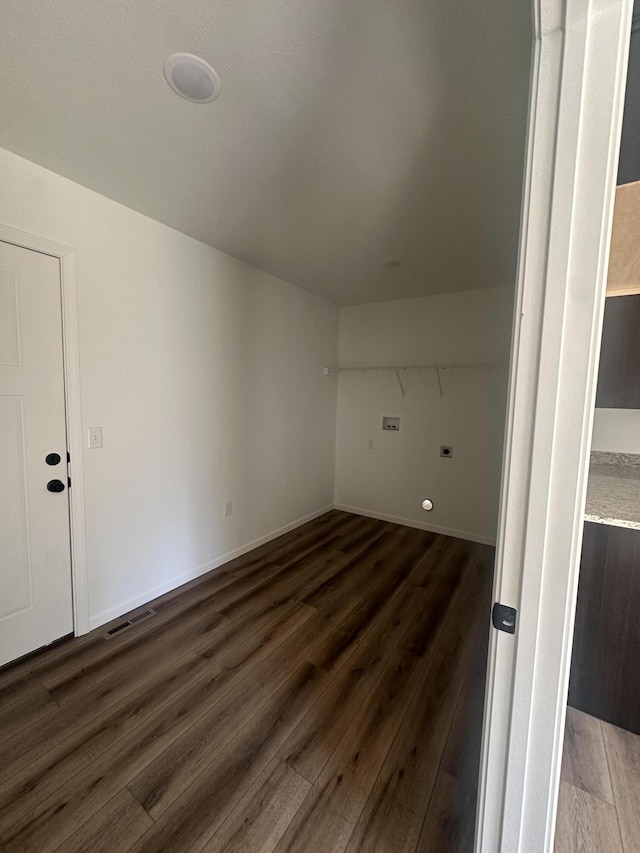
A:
[555, 706, 640, 853]
[0, 510, 494, 853]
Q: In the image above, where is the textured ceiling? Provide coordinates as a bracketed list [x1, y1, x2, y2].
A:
[0, 0, 531, 305]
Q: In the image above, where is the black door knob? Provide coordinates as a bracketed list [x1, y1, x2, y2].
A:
[47, 479, 65, 493]
[45, 453, 61, 466]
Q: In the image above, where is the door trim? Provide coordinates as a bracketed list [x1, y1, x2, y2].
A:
[0, 223, 90, 636]
[476, 1, 632, 850]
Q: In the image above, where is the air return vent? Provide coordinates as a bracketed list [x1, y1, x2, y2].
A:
[104, 608, 156, 639]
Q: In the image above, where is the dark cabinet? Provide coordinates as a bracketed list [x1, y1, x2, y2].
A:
[617, 3, 640, 184]
[595, 294, 640, 409]
[568, 521, 640, 734]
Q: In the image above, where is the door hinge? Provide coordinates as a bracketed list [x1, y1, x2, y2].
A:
[67, 451, 70, 463]
[67, 476, 71, 488]
[492, 602, 517, 634]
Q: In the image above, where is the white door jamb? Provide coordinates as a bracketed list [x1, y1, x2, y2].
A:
[476, 1, 632, 850]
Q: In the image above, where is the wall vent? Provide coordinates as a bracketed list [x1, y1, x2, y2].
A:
[104, 608, 156, 639]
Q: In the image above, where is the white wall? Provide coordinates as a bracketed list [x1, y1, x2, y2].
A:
[591, 408, 640, 454]
[334, 288, 513, 543]
[0, 147, 339, 628]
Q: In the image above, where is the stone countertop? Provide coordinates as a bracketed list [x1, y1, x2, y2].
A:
[585, 452, 640, 529]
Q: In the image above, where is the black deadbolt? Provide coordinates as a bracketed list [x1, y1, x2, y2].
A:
[47, 479, 65, 493]
[45, 453, 61, 466]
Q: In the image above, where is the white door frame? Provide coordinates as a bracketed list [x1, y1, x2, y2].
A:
[0, 223, 90, 638]
[477, 0, 632, 850]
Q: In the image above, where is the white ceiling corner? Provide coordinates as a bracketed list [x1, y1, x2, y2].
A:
[0, 0, 531, 305]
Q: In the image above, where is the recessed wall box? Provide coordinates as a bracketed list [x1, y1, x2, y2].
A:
[382, 416, 400, 431]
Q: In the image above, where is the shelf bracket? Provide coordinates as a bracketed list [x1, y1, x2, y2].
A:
[394, 369, 407, 398]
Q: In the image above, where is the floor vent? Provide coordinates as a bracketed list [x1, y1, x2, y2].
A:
[104, 608, 156, 639]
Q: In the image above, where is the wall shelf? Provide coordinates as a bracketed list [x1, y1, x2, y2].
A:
[323, 362, 507, 398]
[324, 362, 505, 374]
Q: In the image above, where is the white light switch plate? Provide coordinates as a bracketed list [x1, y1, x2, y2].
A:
[88, 426, 103, 449]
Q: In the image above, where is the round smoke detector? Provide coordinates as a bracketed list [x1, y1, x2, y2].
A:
[163, 53, 221, 103]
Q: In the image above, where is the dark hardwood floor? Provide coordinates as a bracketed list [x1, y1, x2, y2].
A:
[0, 510, 494, 853]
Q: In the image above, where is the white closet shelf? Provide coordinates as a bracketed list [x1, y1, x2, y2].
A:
[323, 362, 507, 398]
[323, 362, 506, 375]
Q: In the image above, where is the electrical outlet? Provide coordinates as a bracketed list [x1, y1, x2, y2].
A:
[223, 500, 233, 517]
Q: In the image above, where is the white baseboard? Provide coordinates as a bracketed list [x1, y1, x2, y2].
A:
[333, 503, 497, 546]
[89, 504, 334, 631]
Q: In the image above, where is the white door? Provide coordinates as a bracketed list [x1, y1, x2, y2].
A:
[476, 1, 633, 850]
[0, 240, 73, 667]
